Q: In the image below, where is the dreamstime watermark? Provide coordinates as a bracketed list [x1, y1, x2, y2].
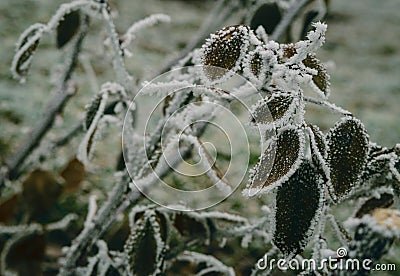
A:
[256, 247, 397, 272]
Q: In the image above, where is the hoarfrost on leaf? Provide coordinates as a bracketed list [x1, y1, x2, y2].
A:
[326, 117, 369, 202]
[272, 160, 324, 258]
[244, 126, 305, 196]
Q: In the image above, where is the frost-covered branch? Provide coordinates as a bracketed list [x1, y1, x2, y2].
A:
[60, 172, 130, 275]
[3, 15, 90, 185]
[100, 1, 134, 95]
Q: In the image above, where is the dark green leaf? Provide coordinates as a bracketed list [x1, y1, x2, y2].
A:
[326, 118, 369, 202]
[300, 10, 319, 39]
[173, 213, 210, 239]
[6, 233, 46, 276]
[125, 210, 165, 276]
[245, 127, 305, 195]
[273, 161, 324, 258]
[56, 10, 80, 48]
[12, 24, 44, 79]
[200, 25, 249, 81]
[309, 124, 327, 159]
[251, 92, 295, 126]
[250, 3, 282, 34]
[84, 94, 102, 130]
[303, 54, 330, 97]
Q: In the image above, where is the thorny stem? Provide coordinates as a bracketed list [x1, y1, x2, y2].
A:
[2, 15, 90, 186]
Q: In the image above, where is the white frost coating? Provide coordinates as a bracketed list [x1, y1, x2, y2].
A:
[325, 116, 369, 202]
[289, 22, 327, 64]
[15, 23, 46, 50]
[121, 14, 171, 50]
[177, 251, 235, 276]
[10, 0, 95, 82]
[254, 25, 268, 44]
[345, 211, 400, 239]
[243, 126, 306, 197]
[101, 81, 127, 97]
[326, 214, 348, 246]
[191, 85, 234, 101]
[128, 204, 156, 229]
[140, 80, 193, 96]
[84, 195, 98, 228]
[198, 211, 247, 223]
[46, 213, 78, 231]
[46, 0, 92, 32]
[249, 91, 298, 128]
[196, 25, 250, 85]
[78, 91, 108, 165]
[389, 157, 400, 182]
[10, 24, 45, 82]
[125, 210, 165, 275]
[0, 213, 77, 234]
[242, 45, 277, 88]
[304, 96, 352, 116]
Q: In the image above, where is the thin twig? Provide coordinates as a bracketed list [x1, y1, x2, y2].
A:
[3, 15, 90, 184]
[60, 173, 130, 275]
[101, 2, 134, 95]
[157, 0, 237, 74]
[304, 96, 353, 116]
[270, 0, 312, 41]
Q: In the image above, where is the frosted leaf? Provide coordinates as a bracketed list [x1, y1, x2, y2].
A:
[125, 210, 165, 276]
[78, 92, 108, 165]
[176, 251, 235, 276]
[11, 23, 45, 81]
[302, 54, 330, 98]
[121, 14, 171, 50]
[349, 209, 400, 262]
[173, 212, 210, 241]
[289, 22, 327, 64]
[389, 152, 400, 183]
[84, 93, 103, 130]
[56, 10, 80, 48]
[355, 193, 394, 218]
[249, 2, 282, 34]
[244, 127, 305, 196]
[243, 45, 277, 86]
[198, 25, 250, 82]
[360, 149, 393, 182]
[272, 160, 324, 258]
[281, 43, 297, 60]
[250, 92, 296, 127]
[326, 117, 369, 202]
